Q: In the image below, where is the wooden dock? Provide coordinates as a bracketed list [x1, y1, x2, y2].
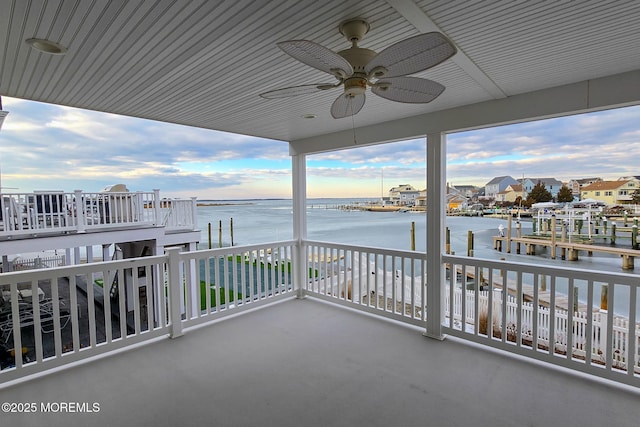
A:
[493, 235, 639, 270]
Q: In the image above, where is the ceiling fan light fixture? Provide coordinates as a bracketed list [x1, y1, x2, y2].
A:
[25, 38, 67, 55]
[344, 77, 367, 96]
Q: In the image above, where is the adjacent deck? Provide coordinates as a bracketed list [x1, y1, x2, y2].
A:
[0, 189, 197, 238]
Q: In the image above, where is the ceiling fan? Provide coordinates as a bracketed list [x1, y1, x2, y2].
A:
[260, 18, 457, 119]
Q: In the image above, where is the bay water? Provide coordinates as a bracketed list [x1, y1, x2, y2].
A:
[196, 198, 638, 316]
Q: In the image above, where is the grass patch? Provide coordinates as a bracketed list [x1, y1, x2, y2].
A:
[200, 281, 242, 310]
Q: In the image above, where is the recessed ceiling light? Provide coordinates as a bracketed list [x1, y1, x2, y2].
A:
[25, 38, 68, 55]
[302, 114, 316, 119]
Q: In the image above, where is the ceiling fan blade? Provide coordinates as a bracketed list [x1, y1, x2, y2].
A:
[365, 32, 456, 78]
[278, 40, 353, 77]
[331, 93, 365, 119]
[371, 77, 445, 103]
[260, 83, 336, 99]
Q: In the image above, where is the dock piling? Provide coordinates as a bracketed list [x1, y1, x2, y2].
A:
[551, 215, 557, 259]
[446, 227, 451, 254]
[611, 222, 616, 246]
[467, 231, 474, 257]
[410, 221, 415, 251]
[600, 285, 608, 311]
[506, 216, 512, 254]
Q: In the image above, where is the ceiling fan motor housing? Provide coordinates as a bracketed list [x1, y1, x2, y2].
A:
[338, 47, 377, 73]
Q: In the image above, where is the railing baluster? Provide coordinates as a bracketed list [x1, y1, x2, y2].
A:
[117, 269, 126, 339]
[248, 251, 255, 303]
[585, 279, 594, 367]
[69, 273, 80, 349]
[204, 259, 212, 313]
[224, 252, 231, 306]
[567, 278, 574, 360]
[533, 273, 539, 351]
[487, 268, 494, 339]
[628, 284, 637, 377]
[103, 269, 113, 343]
[30, 280, 42, 363]
[133, 269, 141, 334]
[240, 250, 246, 306]
[145, 265, 154, 331]
[213, 255, 221, 308]
[410, 259, 415, 319]
[606, 284, 615, 370]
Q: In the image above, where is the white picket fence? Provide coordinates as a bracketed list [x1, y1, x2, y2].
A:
[445, 284, 640, 373]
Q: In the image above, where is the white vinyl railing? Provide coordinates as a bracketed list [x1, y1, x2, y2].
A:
[0, 241, 296, 385]
[1, 240, 638, 389]
[304, 241, 427, 326]
[443, 254, 639, 387]
[176, 241, 297, 329]
[0, 254, 170, 384]
[0, 190, 197, 236]
[160, 198, 198, 230]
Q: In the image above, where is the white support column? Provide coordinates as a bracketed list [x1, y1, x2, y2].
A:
[292, 152, 308, 299]
[153, 189, 161, 226]
[74, 189, 86, 232]
[191, 197, 198, 230]
[166, 247, 183, 338]
[424, 132, 446, 340]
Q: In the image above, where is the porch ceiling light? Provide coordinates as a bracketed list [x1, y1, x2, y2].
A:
[302, 114, 316, 119]
[25, 38, 68, 55]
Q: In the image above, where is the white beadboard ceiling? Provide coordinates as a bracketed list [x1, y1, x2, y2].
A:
[1, 0, 639, 143]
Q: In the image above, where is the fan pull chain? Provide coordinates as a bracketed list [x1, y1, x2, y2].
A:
[350, 98, 357, 144]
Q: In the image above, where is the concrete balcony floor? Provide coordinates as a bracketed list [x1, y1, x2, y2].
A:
[1, 297, 638, 427]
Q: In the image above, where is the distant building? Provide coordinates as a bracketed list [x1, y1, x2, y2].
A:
[448, 184, 479, 199]
[484, 176, 518, 199]
[581, 180, 638, 205]
[520, 177, 564, 198]
[568, 177, 602, 197]
[446, 185, 469, 210]
[388, 184, 420, 206]
[496, 184, 525, 203]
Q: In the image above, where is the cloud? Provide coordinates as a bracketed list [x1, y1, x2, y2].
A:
[1, 96, 638, 198]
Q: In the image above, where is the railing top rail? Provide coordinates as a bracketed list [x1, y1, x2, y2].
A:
[0, 254, 168, 281]
[443, 254, 640, 286]
[179, 240, 297, 259]
[304, 239, 426, 260]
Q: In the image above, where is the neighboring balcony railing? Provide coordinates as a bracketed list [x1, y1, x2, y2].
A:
[0, 190, 197, 236]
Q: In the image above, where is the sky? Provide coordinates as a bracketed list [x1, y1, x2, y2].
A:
[0, 96, 638, 200]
